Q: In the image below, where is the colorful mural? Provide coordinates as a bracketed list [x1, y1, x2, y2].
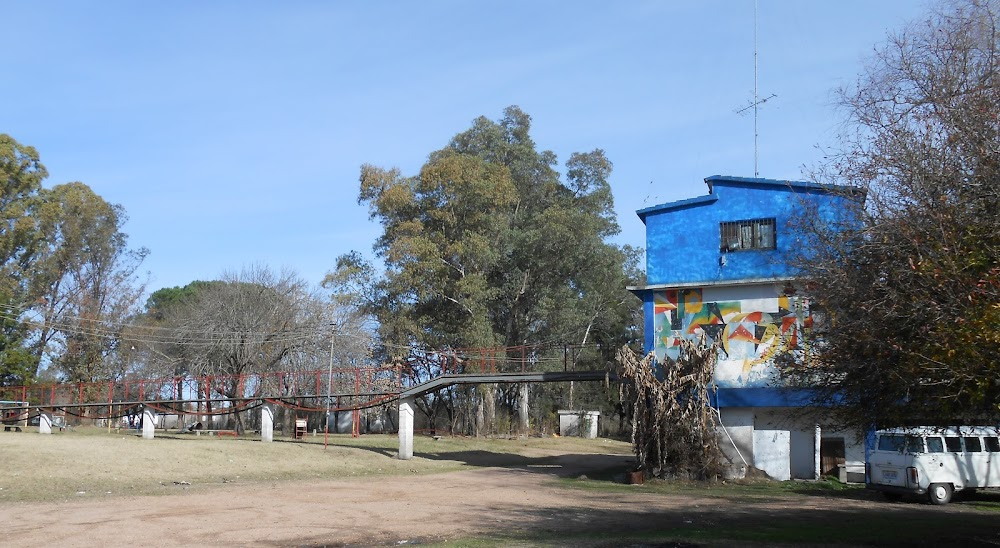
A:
[653, 288, 812, 388]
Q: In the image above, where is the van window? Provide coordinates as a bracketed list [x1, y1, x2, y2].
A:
[878, 434, 923, 453]
[926, 436, 945, 453]
[965, 437, 983, 452]
[986, 437, 1000, 452]
[878, 435, 901, 451]
[946, 437, 963, 452]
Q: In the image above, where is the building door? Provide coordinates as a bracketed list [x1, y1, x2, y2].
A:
[820, 437, 846, 477]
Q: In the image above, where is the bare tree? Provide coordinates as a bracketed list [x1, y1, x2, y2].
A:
[786, 0, 1000, 429]
[165, 266, 328, 433]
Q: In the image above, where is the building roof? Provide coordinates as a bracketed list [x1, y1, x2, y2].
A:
[636, 174, 859, 223]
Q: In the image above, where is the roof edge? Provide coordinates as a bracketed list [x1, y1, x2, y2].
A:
[636, 193, 718, 223]
[704, 174, 860, 195]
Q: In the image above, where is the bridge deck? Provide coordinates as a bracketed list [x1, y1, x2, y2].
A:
[400, 370, 615, 398]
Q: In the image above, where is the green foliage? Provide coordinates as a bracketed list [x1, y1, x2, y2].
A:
[0, 135, 148, 385]
[0, 288, 34, 386]
[330, 107, 641, 435]
[144, 281, 219, 321]
[0, 134, 48, 384]
[338, 106, 640, 356]
[0, 134, 47, 288]
[29, 182, 149, 383]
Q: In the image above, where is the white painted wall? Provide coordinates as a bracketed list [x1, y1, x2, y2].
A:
[753, 429, 791, 480]
[701, 283, 782, 303]
[558, 410, 600, 438]
[717, 407, 754, 478]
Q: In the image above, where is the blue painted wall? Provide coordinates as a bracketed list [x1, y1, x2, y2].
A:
[637, 175, 859, 286]
[633, 175, 862, 408]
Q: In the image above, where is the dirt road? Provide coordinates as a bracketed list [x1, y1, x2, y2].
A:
[1, 451, 992, 547]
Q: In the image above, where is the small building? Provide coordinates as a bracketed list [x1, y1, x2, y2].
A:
[629, 175, 865, 480]
[558, 410, 600, 438]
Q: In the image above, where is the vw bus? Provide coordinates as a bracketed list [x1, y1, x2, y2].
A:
[866, 426, 1000, 504]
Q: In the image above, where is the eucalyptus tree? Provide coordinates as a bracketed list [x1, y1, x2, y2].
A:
[332, 106, 641, 435]
[29, 182, 148, 384]
[0, 134, 46, 385]
[0, 136, 147, 386]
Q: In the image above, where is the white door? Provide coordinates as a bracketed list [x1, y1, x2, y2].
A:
[754, 429, 791, 481]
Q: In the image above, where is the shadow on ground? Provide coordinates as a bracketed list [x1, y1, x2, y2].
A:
[326, 439, 636, 478]
[291, 482, 1000, 547]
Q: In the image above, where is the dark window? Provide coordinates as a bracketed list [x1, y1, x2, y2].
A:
[878, 434, 905, 452]
[985, 437, 1000, 452]
[878, 434, 922, 453]
[720, 218, 776, 252]
[946, 437, 963, 452]
[926, 437, 945, 453]
[965, 437, 983, 452]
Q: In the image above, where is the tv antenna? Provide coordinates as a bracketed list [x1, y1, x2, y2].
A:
[734, 0, 776, 177]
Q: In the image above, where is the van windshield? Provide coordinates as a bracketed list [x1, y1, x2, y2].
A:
[878, 434, 924, 453]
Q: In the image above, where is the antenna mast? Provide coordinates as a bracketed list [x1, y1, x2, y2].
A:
[754, 0, 759, 177]
[735, 0, 775, 177]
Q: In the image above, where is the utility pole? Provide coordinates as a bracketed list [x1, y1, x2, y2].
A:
[324, 323, 335, 449]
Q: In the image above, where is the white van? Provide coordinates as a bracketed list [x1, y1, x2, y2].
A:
[866, 426, 1000, 504]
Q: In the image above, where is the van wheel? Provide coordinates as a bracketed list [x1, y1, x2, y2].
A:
[928, 483, 953, 505]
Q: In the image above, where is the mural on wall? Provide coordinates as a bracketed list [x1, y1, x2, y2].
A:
[653, 289, 812, 388]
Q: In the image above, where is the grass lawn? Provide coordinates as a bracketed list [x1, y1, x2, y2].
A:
[0, 426, 630, 503]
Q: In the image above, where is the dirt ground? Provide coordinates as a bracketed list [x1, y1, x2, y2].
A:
[5, 445, 996, 548]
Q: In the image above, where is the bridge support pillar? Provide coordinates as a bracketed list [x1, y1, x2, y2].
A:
[141, 406, 156, 439]
[814, 424, 821, 480]
[398, 395, 414, 460]
[518, 383, 529, 438]
[38, 412, 52, 434]
[261, 403, 274, 443]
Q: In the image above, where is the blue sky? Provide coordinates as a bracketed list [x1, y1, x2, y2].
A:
[6, 1, 929, 294]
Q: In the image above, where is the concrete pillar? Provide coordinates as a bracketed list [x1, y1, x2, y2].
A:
[398, 396, 414, 460]
[142, 406, 156, 439]
[38, 412, 52, 434]
[814, 424, 822, 480]
[518, 383, 529, 438]
[261, 404, 274, 443]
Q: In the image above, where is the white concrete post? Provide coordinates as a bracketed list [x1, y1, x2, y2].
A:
[518, 383, 529, 438]
[398, 396, 415, 460]
[38, 412, 52, 434]
[261, 404, 274, 443]
[142, 406, 156, 439]
[814, 424, 822, 480]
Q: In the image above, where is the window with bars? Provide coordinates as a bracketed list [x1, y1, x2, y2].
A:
[720, 218, 776, 252]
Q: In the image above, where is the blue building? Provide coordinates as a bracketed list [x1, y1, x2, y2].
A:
[629, 175, 864, 480]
